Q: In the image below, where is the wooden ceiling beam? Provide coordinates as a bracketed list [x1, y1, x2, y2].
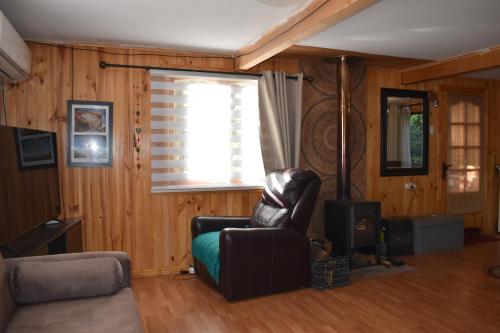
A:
[401, 45, 500, 84]
[234, 0, 379, 70]
[281, 45, 430, 69]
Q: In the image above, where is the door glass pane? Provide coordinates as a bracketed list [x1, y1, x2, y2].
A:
[465, 148, 480, 169]
[465, 171, 480, 192]
[450, 125, 464, 146]
[449, 148, 464, 169]
[466, 102, 480, 123]
[447, 171, 464, 193]
[466, 125, 480, 146]
[450, 102, 464, 122]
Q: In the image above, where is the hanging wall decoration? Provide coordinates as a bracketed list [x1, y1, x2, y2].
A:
[134, 110, 142, 170]
[67, 100, 113, 167]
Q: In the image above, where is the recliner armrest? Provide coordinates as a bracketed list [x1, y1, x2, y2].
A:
[191, 216, 251, 239]
[219, 227, 310, 301]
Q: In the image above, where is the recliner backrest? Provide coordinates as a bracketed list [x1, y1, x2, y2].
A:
[250, 169, 321, 233]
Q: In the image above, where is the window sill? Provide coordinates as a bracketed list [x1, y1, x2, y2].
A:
[151, 184, 264, 194]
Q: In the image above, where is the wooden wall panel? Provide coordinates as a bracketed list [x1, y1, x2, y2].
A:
[1, 43, 65, 132]
[365, 67, 500, 234]
[8, 42, 497, 275]
[1, 43, 296, 275]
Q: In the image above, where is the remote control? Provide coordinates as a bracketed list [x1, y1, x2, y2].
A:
[45, 219, 60, 226]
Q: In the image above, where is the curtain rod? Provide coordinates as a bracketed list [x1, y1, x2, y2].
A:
[99, 61, 312, 81]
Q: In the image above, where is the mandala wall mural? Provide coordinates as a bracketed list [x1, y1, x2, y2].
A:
[299, 59, 367, 240]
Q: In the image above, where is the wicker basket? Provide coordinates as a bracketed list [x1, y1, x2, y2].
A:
[311, 255, 349, 290]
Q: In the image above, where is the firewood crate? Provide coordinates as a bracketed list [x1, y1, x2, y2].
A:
[311, 255, 350, 290]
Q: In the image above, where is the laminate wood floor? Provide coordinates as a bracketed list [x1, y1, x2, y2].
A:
[133, 241, 500, 333]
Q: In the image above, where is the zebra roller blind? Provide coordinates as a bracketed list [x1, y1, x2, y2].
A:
[149, 70, 265, 192]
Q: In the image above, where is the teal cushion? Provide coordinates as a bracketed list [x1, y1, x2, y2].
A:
[192, 231, 221, 284]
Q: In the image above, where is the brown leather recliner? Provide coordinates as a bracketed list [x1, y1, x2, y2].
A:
[191, 168, 321, 301]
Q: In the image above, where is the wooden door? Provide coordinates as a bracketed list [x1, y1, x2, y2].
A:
[440, 86, 487, 228]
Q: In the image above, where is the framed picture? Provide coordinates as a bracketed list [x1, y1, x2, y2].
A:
[67, 100, 113, 167]
[14, 128, 57, 170]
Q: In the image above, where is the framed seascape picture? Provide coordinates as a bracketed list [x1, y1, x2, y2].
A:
[14, 128, 57, 170]
[67, 100, 113, 167]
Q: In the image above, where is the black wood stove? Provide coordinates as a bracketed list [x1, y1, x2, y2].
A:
[325, 200, 381, 266]
[323, 56, 381, 267]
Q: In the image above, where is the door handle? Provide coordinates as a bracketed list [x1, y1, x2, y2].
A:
[442, 162, 452, 180]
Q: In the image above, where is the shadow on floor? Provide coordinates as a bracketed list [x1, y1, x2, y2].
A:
[464, 228, 499, 246]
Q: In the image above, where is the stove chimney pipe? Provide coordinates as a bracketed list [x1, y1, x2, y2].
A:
[337, 56, 351, 200]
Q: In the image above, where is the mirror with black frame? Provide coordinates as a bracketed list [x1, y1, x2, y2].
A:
[380, 88, 429, 176]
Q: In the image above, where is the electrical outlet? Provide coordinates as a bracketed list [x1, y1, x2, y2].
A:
[404, 182, 417, 190]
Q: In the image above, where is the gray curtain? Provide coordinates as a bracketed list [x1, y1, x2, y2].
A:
[258, 71, 303, 173]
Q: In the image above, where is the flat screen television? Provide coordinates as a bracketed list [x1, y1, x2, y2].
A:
[0, 124, 61, 245]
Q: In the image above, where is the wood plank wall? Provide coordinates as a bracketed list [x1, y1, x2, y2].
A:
[366, 67, 500, 234]
[2, 43, 499, 276]
[0, 42, 299, 276]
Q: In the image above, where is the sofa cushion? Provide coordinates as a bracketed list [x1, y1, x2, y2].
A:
[192, 231, 221, 284]
[10, 257, 123, 304]
[5, 287, 143, 333]
[0, 254, 16, 333]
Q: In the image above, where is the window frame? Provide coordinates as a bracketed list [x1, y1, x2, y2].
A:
[148, 69, 265, 193]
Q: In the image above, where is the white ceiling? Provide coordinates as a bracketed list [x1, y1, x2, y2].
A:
[1, 0, 500, 79]
[0, 0, 308, 53]
[300, 0, 500, 60]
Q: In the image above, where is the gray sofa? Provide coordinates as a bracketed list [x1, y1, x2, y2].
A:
[1, 252, 144, 333]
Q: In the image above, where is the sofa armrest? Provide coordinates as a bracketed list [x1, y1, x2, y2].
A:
[191, 216, 251, 240]
[5, 251, 131, 288]
[219, 228, 310, 301]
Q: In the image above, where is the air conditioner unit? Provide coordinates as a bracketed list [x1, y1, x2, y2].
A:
[0, 10, 30, 82]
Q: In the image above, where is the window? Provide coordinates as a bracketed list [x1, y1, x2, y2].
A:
[446, 94, 483, 214]
[410, 113, 423, 167]
[149, 70, 265, 192]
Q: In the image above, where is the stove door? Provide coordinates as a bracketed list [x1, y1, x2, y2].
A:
[351, 206, 378, 248]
